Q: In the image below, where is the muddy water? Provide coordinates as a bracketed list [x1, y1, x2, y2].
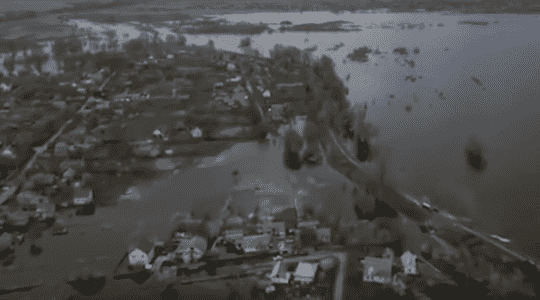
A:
[180, 12, 540, 259]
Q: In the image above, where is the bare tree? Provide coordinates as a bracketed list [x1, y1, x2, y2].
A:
[103, 30, 118, 52]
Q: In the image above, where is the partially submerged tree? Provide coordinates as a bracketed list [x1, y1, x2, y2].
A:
[103, 30, 119, 52]
[239, 36, 251, 48]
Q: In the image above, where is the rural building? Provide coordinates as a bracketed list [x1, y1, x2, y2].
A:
[269, 260, 292, 284]
[174, 235, 207, 264]
[400, 251, 418, 275]
[72, 186, 93, 206]
[223, 228, 244, 244]
[240, 234, 272, 253]
[16, 191, 49, 206]
[270, 83, 306, 105]
[316, 227, 332, 244]
[190, 127, 203, 138]
[54, 142, 69, 158]
[0, 146, 17, 160]
[294, 262, 319, 284]
[128, 238, 155, 267]
[298, 220, 320, 231]
[258, 221, 286, 237]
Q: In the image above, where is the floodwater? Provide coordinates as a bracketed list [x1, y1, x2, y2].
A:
[180, 12, 540, 260]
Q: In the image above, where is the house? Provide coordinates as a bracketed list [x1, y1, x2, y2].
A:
[361, 257, 393, 284]
[0, 83, 12, 92]
[240, 234, 272, 253]
[52, 101, 67, 110]
[16, 191, 49, 206]
[263, 90, 271, 98]
[273, 207, 298, 230]
[258, 221, 285, 237]
[62, 167, 76, 181]
[271, 83, 306, 105]
[226, 62, 237, 73]
[0, 146, 17, 160]
[226, 76, 242, 83]
[316, 227, 332, 244]
[294, 262, 319, 284]
[72, 186, 93, 206]
[54, 142, 69, 158]
[174, 235, 207, 264]
[128, 238, 155, 267]
[270, 103, 288, 122]
[400, 251, 417, 275]
[190, 127, 203, 138]
[223, 228, 244, 243]
[269, 260, 292, 284]
[152, 128, 166, 140]
[298, 220, 320, 231]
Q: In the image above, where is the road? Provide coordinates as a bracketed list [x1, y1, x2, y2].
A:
[0, 131, 358, 299]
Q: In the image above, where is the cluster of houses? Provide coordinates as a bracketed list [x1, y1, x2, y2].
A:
[122, 192, 334, 282]
[360, 247, 420, 296]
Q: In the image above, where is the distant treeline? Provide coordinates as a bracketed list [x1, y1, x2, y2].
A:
[0, 0, 149, 23]
[184, 0, 540, 14]
[48, 0, 146, 14]
[0, 10, 37, 23]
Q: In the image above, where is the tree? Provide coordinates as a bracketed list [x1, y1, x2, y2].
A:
[123, 38, 148, 62]
[94, 52, 133, 72]
[103, 30, 118, 52]
[207, 39, 215, 49]
[239, 37, 251, 48]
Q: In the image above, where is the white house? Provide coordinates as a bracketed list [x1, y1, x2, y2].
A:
[128, 238, 155, 267]
[263, 90, 271, 98]
[226, 62, 237, 73]
[400, 251, 417, 275]
[190, 127, 203, 138]
[294, 262, 319, 284]
[269, 260, 292, 284]
[0, 83, 12, 92]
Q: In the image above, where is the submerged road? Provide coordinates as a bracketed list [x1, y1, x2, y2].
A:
[0, 135, 358, 299]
